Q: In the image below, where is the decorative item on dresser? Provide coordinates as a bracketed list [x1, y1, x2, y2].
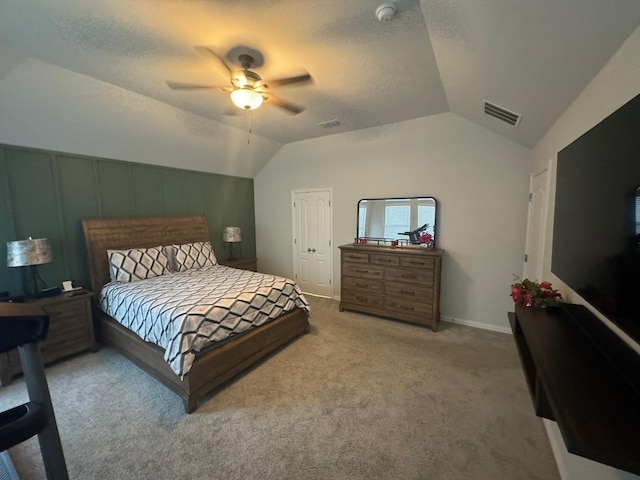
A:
[0, 290, 97, 386]
[339, 243, 443, 331]
[219, 257, 258, 272]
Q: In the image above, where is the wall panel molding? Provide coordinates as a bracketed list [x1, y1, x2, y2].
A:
[0, 143, 256, 296]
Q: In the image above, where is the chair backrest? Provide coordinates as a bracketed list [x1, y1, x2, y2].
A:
[0, 303, 49, 353]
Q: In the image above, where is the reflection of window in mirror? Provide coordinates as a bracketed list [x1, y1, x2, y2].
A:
[358, 204, 367, 236]
[384, 201, 410, 238]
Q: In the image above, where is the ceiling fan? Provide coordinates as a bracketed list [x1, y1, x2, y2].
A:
[166, 46, 312, 115]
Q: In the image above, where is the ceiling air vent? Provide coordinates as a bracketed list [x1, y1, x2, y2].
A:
[483, 100, 522, 127]
[317, 119, 341, 129]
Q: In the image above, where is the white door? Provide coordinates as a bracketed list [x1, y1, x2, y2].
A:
[292, 189, 333, 297]
[523, 165, 550, 280]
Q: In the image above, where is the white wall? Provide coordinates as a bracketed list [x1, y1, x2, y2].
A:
[532, 25, 640, 480]
[0, 46, 281, 178]
[255, 112, 533, 331]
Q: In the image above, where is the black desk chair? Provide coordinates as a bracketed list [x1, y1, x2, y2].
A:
[0, 303, 69, 480]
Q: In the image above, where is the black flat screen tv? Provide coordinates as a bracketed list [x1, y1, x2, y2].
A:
[553, 93, 640, 342]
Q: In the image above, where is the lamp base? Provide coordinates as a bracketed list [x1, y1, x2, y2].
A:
[226, 243, 236, 261]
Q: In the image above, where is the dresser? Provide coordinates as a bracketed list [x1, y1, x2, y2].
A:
[339, 244, 443, 331]
[0, 291, 97, 386]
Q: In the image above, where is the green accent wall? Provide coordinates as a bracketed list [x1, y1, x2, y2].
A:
[0, 144, 255, 296]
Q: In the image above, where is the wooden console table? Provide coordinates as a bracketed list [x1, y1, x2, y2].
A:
[509, 304, 640, 475]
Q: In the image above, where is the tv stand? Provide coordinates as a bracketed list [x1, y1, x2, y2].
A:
[508, 304, 640, 475]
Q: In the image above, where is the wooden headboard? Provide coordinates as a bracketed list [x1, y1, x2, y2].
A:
[82, 216, 210, 295]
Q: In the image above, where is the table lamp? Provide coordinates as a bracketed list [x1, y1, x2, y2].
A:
[7, 237, 53, 298]
[222, 227, 241, 261]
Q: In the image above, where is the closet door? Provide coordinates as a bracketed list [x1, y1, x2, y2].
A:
[292, 189, 333, 297]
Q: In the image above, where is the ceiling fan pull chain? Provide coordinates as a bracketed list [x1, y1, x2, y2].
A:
[247, 110, 252, 145]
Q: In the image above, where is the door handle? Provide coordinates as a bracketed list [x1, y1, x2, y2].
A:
[311, 248, 316, 253]
[307, 248, 311, 252]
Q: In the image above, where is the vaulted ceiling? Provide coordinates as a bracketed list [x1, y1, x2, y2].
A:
[1, 0, 639, 148]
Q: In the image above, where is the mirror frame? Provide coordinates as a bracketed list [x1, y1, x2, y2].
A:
[356, 196, 437, 247]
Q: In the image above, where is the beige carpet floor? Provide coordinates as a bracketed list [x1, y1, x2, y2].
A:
[0, 296, 559, 480]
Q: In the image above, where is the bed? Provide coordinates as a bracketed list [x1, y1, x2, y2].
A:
[82, 215, 310, 413]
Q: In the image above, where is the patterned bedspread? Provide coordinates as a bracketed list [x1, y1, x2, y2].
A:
[99, 265, 310, 377]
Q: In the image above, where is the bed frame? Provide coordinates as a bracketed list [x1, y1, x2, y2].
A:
[82, 215, 310, 413]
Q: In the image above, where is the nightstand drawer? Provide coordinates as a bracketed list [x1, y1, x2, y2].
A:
[41, 299, 88, 321]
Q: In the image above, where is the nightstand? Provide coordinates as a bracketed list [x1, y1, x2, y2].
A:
[219, 257, 258, 272]
[0, 290, 97, 386]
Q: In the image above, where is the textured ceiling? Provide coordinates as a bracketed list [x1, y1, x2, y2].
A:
[0, 0, 639, 147]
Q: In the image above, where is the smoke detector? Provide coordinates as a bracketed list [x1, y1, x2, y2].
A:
[375, 3, 397, 22]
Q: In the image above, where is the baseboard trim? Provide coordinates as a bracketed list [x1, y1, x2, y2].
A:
[332, 299, 511, 334]
[441, 315, 511, 334]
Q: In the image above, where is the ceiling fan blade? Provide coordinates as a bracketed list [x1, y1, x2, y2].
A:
[194, 46, 233, 75]
[264, 95, 305, 115]
[266, 73, 313, 89]
[166, 80, 231, 91]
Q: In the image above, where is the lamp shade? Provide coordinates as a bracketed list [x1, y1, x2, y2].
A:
[223, 227, 242, 243]
[7, 238, 53, 267]
[230, 88, 263, 110]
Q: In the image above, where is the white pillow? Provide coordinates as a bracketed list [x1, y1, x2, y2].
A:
[171, 241, 218, 272]
[107, 246, 170, 283]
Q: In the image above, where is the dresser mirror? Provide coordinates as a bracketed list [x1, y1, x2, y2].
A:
[357, 197, 437, 245]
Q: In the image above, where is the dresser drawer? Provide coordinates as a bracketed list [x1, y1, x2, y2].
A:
[343, 263, 384, 279]
[385, 283, 434, 303]
[385, 267, 434, 286]
[384, 297, 433, 323]
[342, 251, 369, 263]
[371, 254, 400, 267]
[401, 256, 436, 270]
[342, 290, 383, 309]
[343, 276, 383, 293]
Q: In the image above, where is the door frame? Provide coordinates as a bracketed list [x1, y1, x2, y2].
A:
[523, 159, 552, 280]
[291, 188, 334, 298]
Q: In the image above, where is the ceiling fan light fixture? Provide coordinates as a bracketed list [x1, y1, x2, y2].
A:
[231, 88, 263, 110]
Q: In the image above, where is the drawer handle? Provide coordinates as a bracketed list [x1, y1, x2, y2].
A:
[349, 255, 362, 259]
[356, 283, 368, 288]
[356, 269, 369, 273]
[409, 261, 426, 266]
[356, 296, 368, 303]
[401, 305, 415, 311]
[400, 290, 415, 296]
[401, 274, 415, 279]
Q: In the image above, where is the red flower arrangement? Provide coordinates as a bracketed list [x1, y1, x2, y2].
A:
[510, 277, 563, 307]
[419, 232, 433, 244]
